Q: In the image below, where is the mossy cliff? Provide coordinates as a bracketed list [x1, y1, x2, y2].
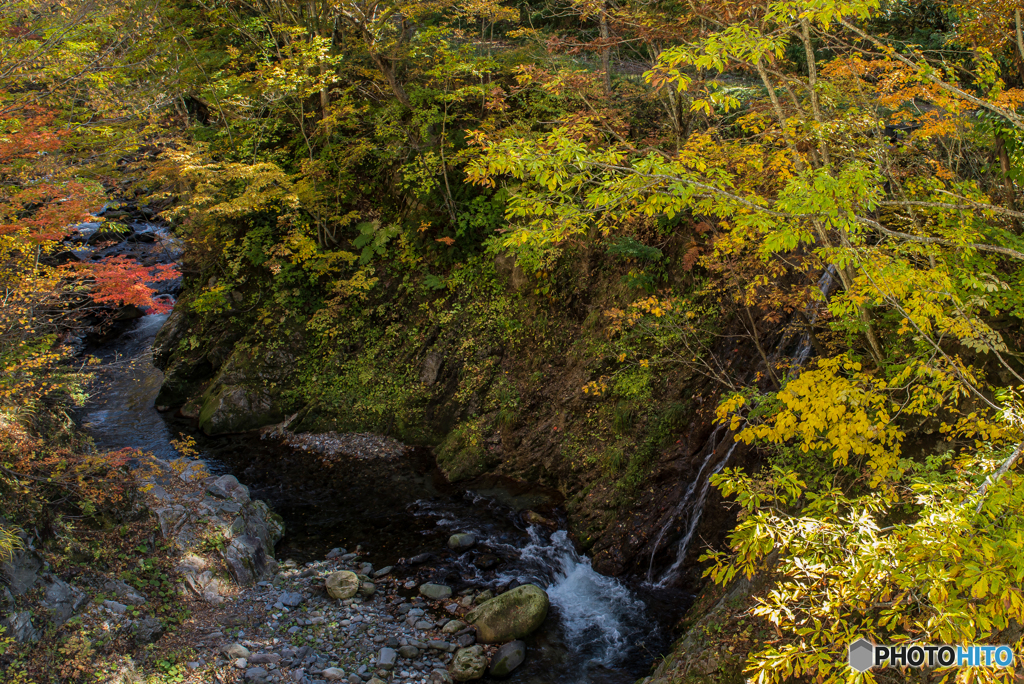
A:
[154, 233, 769, 579]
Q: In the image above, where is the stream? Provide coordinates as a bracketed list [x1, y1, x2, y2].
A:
[80, 270, 685, 683]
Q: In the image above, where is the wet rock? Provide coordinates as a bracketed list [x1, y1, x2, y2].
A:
[457, 633, 475, 648]
[522, 510, 556, 528]
[326, 571, 360, 600]
[223, 535, 268, 585]
[398, 645, 419, 659]
[357, 581, 376, 598]
[465, 584, 548, 643]
[449, 645, 487, 681]
[447, 533, 476, 550]
[473, 590, 493, 604]
[419, 583, 452, 600]
[489, 641, 526, 677]
[372, 565, 393, 578]
[473, 555, 499, 571]
[408, 552, 433, 565]
[132, 616, 165, 644]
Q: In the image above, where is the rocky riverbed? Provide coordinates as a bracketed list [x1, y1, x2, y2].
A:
[141, 457, 550, 684]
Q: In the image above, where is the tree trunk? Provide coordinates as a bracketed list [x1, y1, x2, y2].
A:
[599, 4, 612, 98]
[371, 53, 412, 108]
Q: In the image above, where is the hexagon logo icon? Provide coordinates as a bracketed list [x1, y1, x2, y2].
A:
[849, 638, 875, 672]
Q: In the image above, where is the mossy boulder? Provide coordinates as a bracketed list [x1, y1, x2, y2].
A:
[325, 571, 360, 600]
[464, 584, 549, 643]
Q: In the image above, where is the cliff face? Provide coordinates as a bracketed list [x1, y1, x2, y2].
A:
[153, 242, 771, 582]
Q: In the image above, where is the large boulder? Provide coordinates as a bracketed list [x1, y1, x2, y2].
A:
[465, 584, 549, 643]
[222, 535, 267, 585]
[325, 571, 360, 599]
[41, 576, 88, 626]
[449, 646, 487, 681]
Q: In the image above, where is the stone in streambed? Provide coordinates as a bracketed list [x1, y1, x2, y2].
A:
[378, 647, 398, 670]
[442, 619, 465, 634]
[419, 583, 452, 600]
[223, 643, 251, 659]
[326, 570, 360, 600]
[322, 668, 345, 680]
[465, 584, 548, 643]
[398, 644, 419, 659]
[449, 645, 487, 681]
[447, 533, 476, 550]
[489, 640, 526, 677]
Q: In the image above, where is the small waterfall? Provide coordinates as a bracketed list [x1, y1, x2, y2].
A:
[645, 424, 725, 582]
[653, 442, 737, 587]
[649, 267, 839, 585]
[505, 528, 653, 670]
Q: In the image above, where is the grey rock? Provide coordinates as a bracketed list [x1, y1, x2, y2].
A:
[223, 535, 268, 585]
[449, 646, 487, 681]
[447, 534, 476, 551]
[223, 643, 252, 659]
[132, 617, 165, 644]
[378, 647, 397, 670]
[326, 547, 345, 559]
[357, 581, 375, 598]
[206, 474, 251, 504]
[245, 667, 269, 681]
[419, 583, 452, 600]
[420, 352, 443, 385]
[408, 553, 433, 565]
[456, 634, 475, 648]
[103, 600, 128, 614]
[488, 641, 526, 677]
[347, 675, 361, 684]
[398, 645, 419, 659]
[41, 576, 87, 625]
[1, 545, 42, 596]
[322, 668, 345, 680]
[428, 640, 455, 652]
[414, 620, 434, 630]
[280, 591, 304, 607]
[155, 505, 187, 538]
[103, 579, 146, 605]
[371, 566, 393, 578]
[1, 611, 38, 642]
[250, 653, 282, 664]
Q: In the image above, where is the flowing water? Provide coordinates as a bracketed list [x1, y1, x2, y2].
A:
[81, 308, 680, 683]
